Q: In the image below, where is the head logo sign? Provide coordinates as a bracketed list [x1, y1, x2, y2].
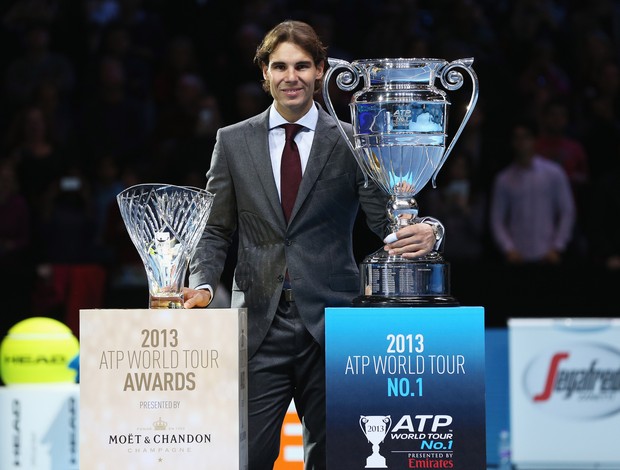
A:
[523, 344, 620, 419]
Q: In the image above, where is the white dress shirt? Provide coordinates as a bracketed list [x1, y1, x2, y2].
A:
[268, 102, 318, 200]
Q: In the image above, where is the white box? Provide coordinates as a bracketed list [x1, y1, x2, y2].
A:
[80, 308, 247, 469]
[509, 318, 620, 469]
[0, 383, 80, 469]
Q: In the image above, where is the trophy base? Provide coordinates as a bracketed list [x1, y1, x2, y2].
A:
[150, 294, 184, 309]
[356, 249, 458, 307]
[365, 453, 388, 468]
[352, 294, 458, 307]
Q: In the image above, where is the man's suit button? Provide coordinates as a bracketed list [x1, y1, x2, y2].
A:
[285, 239, 293, 246]
[277, 275, 284, 282]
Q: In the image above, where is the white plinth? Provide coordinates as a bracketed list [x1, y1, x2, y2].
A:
[79, 308, 247, 470]
[509, 318, 620, 469]
[0, 383, 80, 469]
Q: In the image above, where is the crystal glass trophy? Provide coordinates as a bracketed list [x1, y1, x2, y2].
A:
[323, 58, 478, 306]
[116, 184, 214, 309]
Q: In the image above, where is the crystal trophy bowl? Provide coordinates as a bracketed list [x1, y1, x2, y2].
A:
[117, 183, 214, 309]
[323, 57, 478, 306]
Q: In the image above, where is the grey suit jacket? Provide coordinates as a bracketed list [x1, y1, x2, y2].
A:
[189, 104, 388, 357]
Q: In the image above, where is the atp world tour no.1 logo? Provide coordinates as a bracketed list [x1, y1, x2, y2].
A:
[360, 415, 391, 468]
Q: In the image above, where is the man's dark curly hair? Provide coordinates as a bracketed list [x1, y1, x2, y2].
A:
[254, 20, 328, 94]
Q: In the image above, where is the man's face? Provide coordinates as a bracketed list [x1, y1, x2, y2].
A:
[262, 41, 324, 122]
[511, 126, 535, 163]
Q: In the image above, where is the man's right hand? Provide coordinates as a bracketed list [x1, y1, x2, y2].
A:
[183, 287, 212, 308]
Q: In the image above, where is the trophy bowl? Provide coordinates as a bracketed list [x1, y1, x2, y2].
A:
[116, 183, 214, 309]
[323, 57, 478, 306]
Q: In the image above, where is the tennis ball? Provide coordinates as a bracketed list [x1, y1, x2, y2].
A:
[0, 317, 79, 385]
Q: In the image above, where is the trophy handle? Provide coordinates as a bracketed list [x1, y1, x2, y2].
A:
[383, 416, 392, 441]
[359, 416, 367, 436]
[431, 58, 479, 188]
[322, 58, 369, 186]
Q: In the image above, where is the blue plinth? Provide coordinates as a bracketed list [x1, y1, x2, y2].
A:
[325, 306, 486, 470]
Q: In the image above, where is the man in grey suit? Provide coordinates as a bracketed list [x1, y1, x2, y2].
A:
[184, 20, 441, 470]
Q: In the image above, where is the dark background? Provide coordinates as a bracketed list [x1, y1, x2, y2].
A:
[0, 0, 619, 342]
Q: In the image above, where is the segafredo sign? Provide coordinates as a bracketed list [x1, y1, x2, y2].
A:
[509, 318, 620, 469]
[522, 344, 620, 418]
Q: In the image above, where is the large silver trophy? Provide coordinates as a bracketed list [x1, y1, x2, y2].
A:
[323, 57, 478, 306]
[116, 184, 214, 309]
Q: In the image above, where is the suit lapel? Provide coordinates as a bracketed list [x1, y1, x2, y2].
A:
[246, 110, 287, 227]
[289, 108, 340, 223]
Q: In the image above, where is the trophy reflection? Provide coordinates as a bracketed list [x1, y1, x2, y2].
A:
[360, 415, 391, 468]
[323, 57, 479, 306]
[116, 184, 213, 309]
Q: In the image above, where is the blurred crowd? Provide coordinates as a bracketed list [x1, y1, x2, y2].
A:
[1, 0, 620, 337]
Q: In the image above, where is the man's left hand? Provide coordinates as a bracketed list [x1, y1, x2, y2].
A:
[383, 223, 436, 259]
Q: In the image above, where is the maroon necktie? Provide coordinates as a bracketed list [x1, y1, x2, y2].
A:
[280, 123, 303, 222]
